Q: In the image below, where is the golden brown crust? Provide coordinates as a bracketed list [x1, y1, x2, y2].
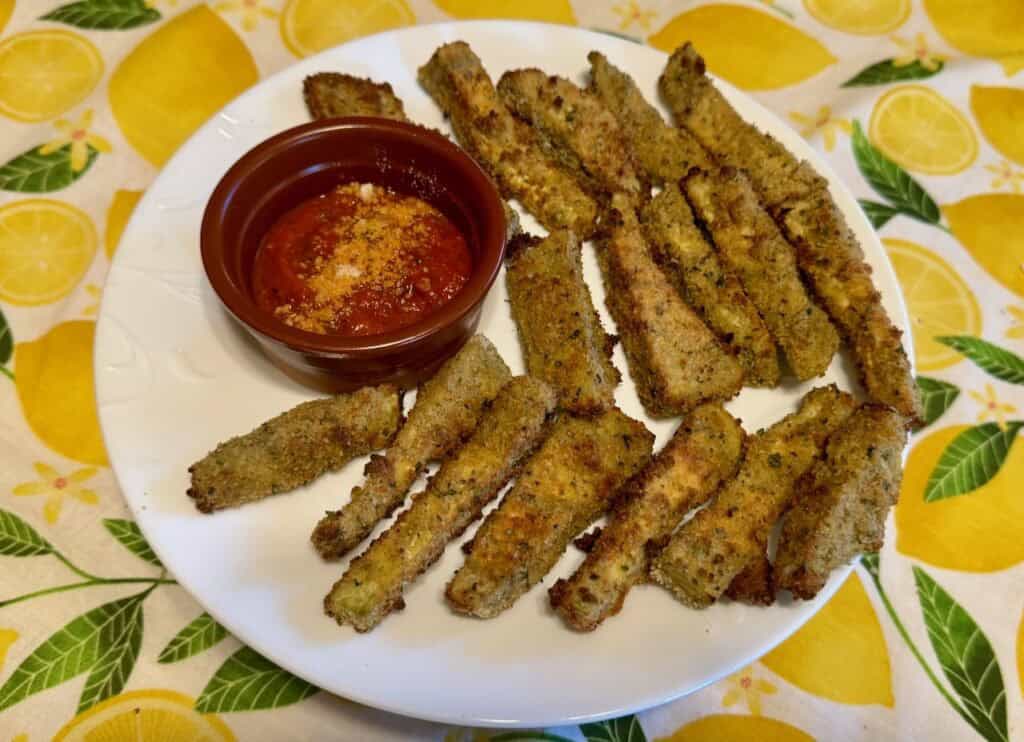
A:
[446, 408, 654, 619]
[188, 385, 402, 513]
[724, 555, 775, 607]
[324, 376, 557, 632]
[418, 42, 598, 237]
[506, 230, 620, 415]
[303, 72, 408, 121]
[775, 404, 906, 599]
[550, 403, 744, 631]
[311, 336, 511, 560]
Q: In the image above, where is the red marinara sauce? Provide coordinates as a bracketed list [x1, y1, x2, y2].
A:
[252, 182, 472, 337]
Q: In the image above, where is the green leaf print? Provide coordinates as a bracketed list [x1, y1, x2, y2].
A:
[925, 421, 1023, 502]
[936, 336, 1024, 385]
[859, 199, 901, 229]
[917, 377, 960, 428]
[580, 715, 647, 742]
[0, 509, 52, 557]
[194, 646, 319, 713]
[0, 143, 99, 193]
[40, 0, 160, 30]
[842, 59, 944, 87]
[913, 567, 1008, 742]
[0, 307, 13, 381]
[102, 518, 163, 567]
[158, 612, 228, 664]
[77, 591, 145, 712]
[852, 120, 941, 226]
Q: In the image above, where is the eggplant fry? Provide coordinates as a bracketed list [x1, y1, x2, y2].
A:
[597, 193, 743, 417]
[311, 336, 512, 560]
[775, 404, 906, 599]
[303, 72, 408, 121]
[650, 385, 858, 608]
[418, 42, 598, 236]
[324, 376, 557, 632]
[641, 183, 780, 386]
[587, 51, 710, 185]
[446, 408, 653, 619]
[550, 403, 744, 631]
[506, 231, 620, 414]
[685, 167, 839, 381]
[725, 555, 775, 607]
[188, 385, 402, 513]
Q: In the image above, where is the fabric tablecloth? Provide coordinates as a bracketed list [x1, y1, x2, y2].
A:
[1, 0, 1022, 739]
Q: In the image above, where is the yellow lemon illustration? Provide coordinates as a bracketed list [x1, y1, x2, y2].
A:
[0, 0, 13, 34]
[762, 573, 893, 706]
[0, 628, 18, 670]
[15, 320, 108, 467]
[656, 714, 813, 742]
[110, 6, 258, 167]
[804, 0, 910, 35]
[944, 194, 1024, 300]
[970, 86, 1024, 166]
[281, 0, 415, 58]
[105, 189, 144, 259]
[0, 199, 97, 306]
[0, 30, 103, 123]
[434, 0, 575, 24]
[53, 689, 236, 742]
[924, 0, 1024, 76]
[896, 425, 1024, 572]
[884, 238, 982, 371]
[649, 4, 836, 90]
[869, 86, 978, 175]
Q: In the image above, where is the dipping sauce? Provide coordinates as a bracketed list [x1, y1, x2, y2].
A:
[253, 182, 472, 336]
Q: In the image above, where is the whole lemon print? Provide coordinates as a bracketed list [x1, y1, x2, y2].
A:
[110, 6, 258, 167]
[970, 85, 1024, 166]
[434, 0, 575, 24]
[944, 194, 1024, 300]
[657, 714, 813, 742]
[924, 0, 1024, 76]
[281, 0, 415, 58]
[896, 425, 1024, 572]
[648, 4, 836, 90]
[804, 0, 910, 35]
[105, 189, 144, 259]
[869, 86, 977, 175]
[0, 30, 103, 123]
[15, 321, 108, 467]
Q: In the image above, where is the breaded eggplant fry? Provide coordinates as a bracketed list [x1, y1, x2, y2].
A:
[650, 385, 858, 607]
[725, 555, 774, 607]
[303, 72, 408, 121]
[188, 385, 401, 513]
[775, 404, 906, 599]
[497, 69, 647, 203]
[587, 51, 710, 185]
[446, 407, 653, 619]
[506, 231, 619, 414]
[597, 194, 743, 416]
[324, 377, 557, 632]
[661, 43, 921, 423]
[641, 183, 780, 386]
[418, 42, 598, 236]
[685, 167, 839, 381]
[550, 403, 743, 631]
[311, 336, 511, 560]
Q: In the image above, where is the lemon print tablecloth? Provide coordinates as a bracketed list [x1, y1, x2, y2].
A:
[1, 0, 1022, 739]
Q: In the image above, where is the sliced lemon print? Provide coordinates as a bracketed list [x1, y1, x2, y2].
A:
[281, 0, 415, 58]
[896, 425, 1024, 571]
[434, 0, 575, 24]
[53, 689, 236, 742]
[657, 714, 813, 742]
[804, 0, 910, 35]
[0, 30, 103, 123]
[762, 573, 893, 706]
[884, 238, 982, 372]
[944, 194, 1024, 300]
[0, 199, 97, 306]
[971, 86, 1024, 167]
[869, 86, 978, 175]
[15, 320, 108, 467]
[105, 189, 144, 259]
[110, 6, 258, 167]
[924, 0, 1024, 76]
[648, 4, 836, 90]
[0, 0, 13, 34]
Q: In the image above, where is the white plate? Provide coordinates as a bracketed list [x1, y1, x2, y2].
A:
[96, 21, 912, 728]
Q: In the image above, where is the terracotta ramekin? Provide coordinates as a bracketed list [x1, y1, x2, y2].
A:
[200, 117, 507, 392]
